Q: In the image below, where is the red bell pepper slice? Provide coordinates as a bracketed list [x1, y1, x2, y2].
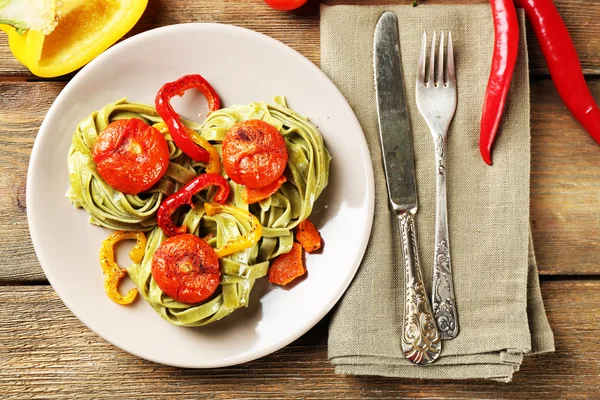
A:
[155, 74, 221, 163]
[157, 173, 230, 237]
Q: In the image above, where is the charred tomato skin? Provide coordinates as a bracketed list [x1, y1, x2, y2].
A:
[93, 118, 170, 195]
[222, 119, 288, 189]
[151, 234, 221, 304]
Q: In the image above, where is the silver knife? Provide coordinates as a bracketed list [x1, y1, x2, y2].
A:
[373, 11, 441, 365]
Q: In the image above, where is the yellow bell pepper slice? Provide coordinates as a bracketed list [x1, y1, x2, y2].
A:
[153, 122, 222, 175]
[0, 0, 148, 77]
[99, 230, 146, 305]
[185, 126, 222, 175]
[204, 203, 263, 258]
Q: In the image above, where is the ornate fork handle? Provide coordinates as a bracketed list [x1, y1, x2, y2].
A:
[399, 213, 441, 365]
[431, 134, 459, 339]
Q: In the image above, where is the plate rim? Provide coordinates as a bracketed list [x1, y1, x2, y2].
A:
[26, 22, 375, 368]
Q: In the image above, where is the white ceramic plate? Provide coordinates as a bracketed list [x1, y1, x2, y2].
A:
[27, 23, 374, 368]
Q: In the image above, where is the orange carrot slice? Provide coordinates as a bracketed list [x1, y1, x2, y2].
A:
[295, 219, 322, 253]
[241, 175, 286, 204]
[268, 242, 305, 286]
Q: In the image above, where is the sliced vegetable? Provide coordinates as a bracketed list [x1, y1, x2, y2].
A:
[100, 230, 146, 305]
[268, 242, 305, 286]
[222, 119, 288, 189]
[151, 233, 220, 304]
[93, 118, 170, 195]
[155, 74, 221, 163]
[204, 202, 263, 258]
[185, 126, 221, 174]
[153, 122, 221, 174]
[157, 173, 230, 237]
[480, 0, 519, 165]
[0, 0, 148, 77]
[241, 175, 286, 204]
[294, 219, 322, 253]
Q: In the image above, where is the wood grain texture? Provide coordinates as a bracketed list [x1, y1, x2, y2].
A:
[530, 80, 600, 275]
[0, 82, 64, 281]
[0, 281, 597, 399]
[0, 1, 599, 398]
[1, 78, 598, 281]
[1, 0, 600, 76]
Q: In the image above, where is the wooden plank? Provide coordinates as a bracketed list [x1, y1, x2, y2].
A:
[0, 82, 64, 281]
[1, 0, 600, 76]
[1, 79, 599, 281]
[0, 280, 597, 398]
[529, 80, 600, 275]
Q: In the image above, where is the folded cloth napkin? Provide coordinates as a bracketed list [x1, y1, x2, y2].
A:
[322, 4, 555, 382]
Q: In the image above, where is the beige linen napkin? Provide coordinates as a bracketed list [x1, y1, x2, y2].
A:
[322, 4, 555, 382]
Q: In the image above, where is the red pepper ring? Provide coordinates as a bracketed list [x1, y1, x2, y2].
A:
[155, 74, 221, 163]
[157, 173, 230, 237]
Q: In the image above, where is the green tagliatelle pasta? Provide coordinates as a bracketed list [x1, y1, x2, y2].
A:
[127, 205, 270, 326]
[68, 96, 330, 327]
[66, 98, 204, 231]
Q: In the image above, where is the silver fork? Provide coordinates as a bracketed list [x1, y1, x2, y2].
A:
[416, 31, 459, 340]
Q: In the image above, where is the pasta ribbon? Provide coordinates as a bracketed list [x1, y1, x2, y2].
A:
[204, 203, 263, 258]
[67, 99, 205, 231]
[72, 97, 330, 326]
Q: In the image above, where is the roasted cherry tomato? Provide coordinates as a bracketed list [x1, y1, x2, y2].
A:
[93, 118, 170, 195]
[263, 0, 308, 11]
[222, 119, 288, 189]
[151, 234, 220, 304]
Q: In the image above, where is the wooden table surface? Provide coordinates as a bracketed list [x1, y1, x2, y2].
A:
[1, 0, 599, 398]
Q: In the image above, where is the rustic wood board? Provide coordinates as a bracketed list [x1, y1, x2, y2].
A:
[1, 0, 600, 76]
[1, 0, 599, 398]
[1, 79, 598, 281]
[0, 281, 597, 399]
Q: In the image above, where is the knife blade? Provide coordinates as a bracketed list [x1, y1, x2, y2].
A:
[373, 11, 418, 214]
[373, 11, 442, 365]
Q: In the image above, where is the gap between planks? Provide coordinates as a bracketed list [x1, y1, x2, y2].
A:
[0, 275, 598, 287]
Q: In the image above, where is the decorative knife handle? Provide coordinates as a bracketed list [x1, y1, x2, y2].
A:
[432, 135, 459, 340]
[398, 213, 441, 365]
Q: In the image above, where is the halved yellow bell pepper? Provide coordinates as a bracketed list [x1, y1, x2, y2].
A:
[0, 0, 148, 77]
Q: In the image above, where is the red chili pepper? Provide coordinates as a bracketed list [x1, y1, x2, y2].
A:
[515, 0, 600, 146]
[155, 74, 221, 163]
[157, 174, 230, 237]
[480, 0, 519, 165]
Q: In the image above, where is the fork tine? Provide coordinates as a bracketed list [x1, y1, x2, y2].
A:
[447, 31, 455, 85]
[429, 31, 436, 86]
[438, 31, 445, 86]
[417, 32, 426, 84]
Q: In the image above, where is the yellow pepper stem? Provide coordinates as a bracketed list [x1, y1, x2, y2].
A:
[204, 203, 262, 258]
[1, 0, 148, 77]
[99, 230, 146, 305]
